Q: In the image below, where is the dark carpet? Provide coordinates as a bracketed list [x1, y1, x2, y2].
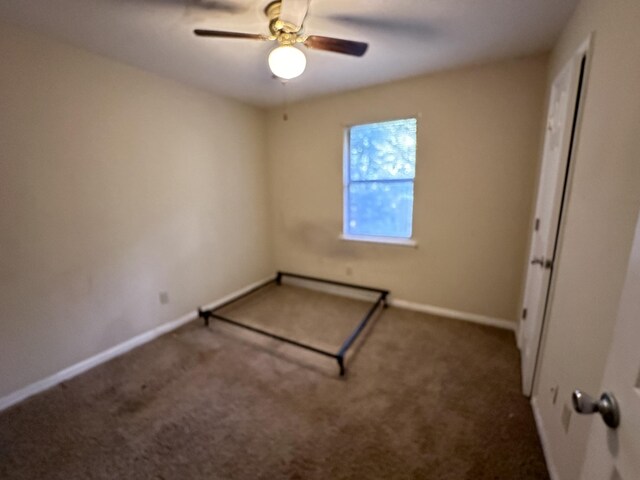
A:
[0, 283, 549, 479]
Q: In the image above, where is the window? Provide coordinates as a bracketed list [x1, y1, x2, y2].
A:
[343, 118, 417, 243]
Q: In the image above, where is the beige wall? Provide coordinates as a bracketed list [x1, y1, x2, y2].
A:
[266, 55, 548, 322]
[532, 0, 640, 478]
[0, 23, 273, 398]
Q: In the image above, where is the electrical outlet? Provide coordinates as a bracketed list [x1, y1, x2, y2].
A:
[159, 292, 169, 305]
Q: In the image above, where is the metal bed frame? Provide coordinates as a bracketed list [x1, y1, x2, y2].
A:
[197, 271, 389, 376]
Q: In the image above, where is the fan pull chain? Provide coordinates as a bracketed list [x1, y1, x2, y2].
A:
[281, 79, 288, 121]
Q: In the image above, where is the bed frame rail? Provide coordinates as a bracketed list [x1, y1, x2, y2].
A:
[197, 271, 388, 376]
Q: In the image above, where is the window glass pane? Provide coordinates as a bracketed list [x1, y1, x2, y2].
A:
[347, 181, 414, 238]
[349, 118, 417, 181]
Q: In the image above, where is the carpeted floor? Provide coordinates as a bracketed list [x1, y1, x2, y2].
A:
[0, 283, 549, 479]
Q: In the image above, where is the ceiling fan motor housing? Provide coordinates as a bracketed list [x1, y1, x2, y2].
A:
[265, 0, 303, 45]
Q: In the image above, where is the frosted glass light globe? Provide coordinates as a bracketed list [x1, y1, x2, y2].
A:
[268, 45, 306, 80]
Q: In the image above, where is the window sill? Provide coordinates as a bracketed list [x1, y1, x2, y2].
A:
[339, 234, 418, 248]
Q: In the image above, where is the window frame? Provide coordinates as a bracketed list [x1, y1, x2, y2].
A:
[341, 117, 418, 247]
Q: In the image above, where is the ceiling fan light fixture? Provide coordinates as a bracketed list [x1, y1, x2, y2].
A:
[268, 45, 306, 79]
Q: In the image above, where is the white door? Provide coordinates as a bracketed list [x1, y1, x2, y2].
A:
[577, 209, 640, 479]
[519, 51, 586, 395]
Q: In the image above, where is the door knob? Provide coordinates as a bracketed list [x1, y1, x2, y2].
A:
[572, 390, 620, 429]
[531, 257, 544, 266]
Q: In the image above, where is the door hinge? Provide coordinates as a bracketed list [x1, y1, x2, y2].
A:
[535, 218, 540, 231]
[522, 308, 528, 320]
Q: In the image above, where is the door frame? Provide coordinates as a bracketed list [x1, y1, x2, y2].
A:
[520, 34, 594, 397]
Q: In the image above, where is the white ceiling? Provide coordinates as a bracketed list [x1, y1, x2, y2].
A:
[0, 0, 578, 107]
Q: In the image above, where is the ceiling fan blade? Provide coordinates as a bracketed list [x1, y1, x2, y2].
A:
[194, 29, 269, 40]
[325, 14, 437, 39]
[304, 35, 368, 57]
[191, 0, 247, 14]
[121, 0, 248, 15]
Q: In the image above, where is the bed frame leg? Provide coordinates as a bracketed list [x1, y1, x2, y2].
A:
[337, 356, 345, 377]
[198, 308, 210, 327]
[276, 271, 283, 285]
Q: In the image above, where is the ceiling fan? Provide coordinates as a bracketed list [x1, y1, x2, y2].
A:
[193, 0, 368, 79]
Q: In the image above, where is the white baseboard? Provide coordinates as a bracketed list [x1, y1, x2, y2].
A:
[199, 276, 275, 311]
[531, 397, 560, 480]
[0, 274, 514, 411]
[282, 275, 380, 302]
[0, 275, 274, 412]
[283, 275, 515, 332]
[389, 298, 516, 332]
